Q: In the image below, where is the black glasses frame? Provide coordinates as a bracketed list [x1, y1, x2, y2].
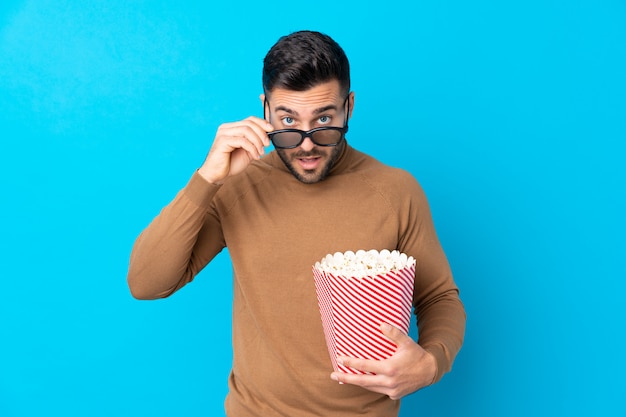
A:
[264, 95, 351, 149]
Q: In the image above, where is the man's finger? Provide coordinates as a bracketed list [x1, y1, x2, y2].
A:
[380, 323, 411, 347]
[218, 125, 266, 156]
[337, 356, 384, 375]
[241, 116, 275, 147]
[330, 370, 385, 388]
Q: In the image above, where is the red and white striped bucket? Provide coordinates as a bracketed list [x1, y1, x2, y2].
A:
[312, 263, 415, 374]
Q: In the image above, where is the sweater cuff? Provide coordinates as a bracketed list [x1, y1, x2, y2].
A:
[183, 171, 222, 208]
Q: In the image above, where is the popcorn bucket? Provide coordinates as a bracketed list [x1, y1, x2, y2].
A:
[312, 250, 415, 374]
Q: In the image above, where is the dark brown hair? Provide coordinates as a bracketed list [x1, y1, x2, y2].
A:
[262, 31, 350, 97]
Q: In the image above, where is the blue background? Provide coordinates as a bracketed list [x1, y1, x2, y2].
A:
[1, 1, 625, 416]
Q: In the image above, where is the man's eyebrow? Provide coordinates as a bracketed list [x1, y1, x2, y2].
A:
[273, 104, 339, 116]
[313, 105, 338, 115]
[274, 105, 298, 116]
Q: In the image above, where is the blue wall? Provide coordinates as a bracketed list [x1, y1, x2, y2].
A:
[1, 1, 624, 416]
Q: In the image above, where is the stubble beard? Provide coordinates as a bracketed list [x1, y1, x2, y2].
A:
[276, 140, 345, 184]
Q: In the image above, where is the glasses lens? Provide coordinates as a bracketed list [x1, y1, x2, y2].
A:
[271, 131, 303, 148]
[311, 128, 342, 145]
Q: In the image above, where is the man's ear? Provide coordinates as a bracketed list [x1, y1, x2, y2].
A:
[348, 91, 355, 119]
[260, 93, 268, 121]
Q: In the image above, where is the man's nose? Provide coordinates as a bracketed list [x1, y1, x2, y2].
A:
[299, 136, 316, 151]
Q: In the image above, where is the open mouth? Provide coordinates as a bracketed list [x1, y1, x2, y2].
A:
[296, 156, 322, 170]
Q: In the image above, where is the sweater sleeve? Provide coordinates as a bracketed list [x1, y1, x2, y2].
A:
[397, 173, 466, 384]
[127, 171, 226, 299]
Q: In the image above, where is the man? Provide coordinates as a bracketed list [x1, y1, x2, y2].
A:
[128, 30, 465, 416]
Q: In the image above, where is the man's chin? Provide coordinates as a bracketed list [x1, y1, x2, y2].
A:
[295, 169, 325, 184]
[283, 163, 326, 183]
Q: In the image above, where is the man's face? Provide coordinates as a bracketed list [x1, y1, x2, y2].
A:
[264, 80, 352, 184]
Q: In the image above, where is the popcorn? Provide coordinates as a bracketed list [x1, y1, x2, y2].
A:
[312, 249, 416, 375]
[314, 249, 415, 279]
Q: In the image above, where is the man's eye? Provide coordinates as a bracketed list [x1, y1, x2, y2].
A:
[282, 117, 295, 126]
[319, 116, 331, 124]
